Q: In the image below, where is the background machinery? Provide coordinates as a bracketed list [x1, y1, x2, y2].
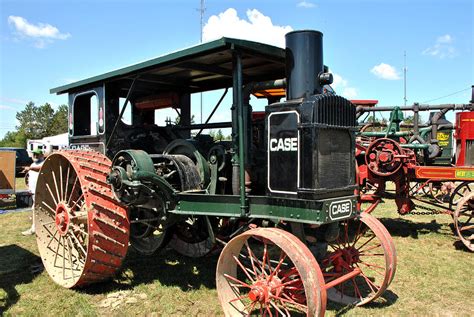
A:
[355, 94, 474, 251]
[35, 30, 396, 315]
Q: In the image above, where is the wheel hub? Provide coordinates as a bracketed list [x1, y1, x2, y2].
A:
[331, 246, 360, 272]
[248, 276, 283, 304]
[55, 202, 71, 236]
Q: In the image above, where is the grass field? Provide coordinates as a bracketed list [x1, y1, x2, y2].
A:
[1, 197, 473, 316]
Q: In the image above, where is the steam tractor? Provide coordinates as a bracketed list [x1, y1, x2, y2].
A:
[36, 30, 396, 315]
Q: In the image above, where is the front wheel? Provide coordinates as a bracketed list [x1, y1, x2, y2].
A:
[322, 212, 396, 306]
[216, 227, 326, 316]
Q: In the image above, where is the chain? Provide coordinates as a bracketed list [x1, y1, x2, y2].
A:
[401, 201, 452, 216]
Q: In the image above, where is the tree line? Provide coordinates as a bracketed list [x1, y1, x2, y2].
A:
[0, 102, 68, 147]
[0, 102, 230, 148]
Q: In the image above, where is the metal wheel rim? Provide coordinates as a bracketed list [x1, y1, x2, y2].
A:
[35, 151, 129, 288]
[323, 212, 394, 306]
[216, 227, 326, 316]
[449, 181, 473, 210]
[454, 192, 474, 252]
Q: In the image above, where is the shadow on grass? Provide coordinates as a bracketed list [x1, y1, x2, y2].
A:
[80, 248, 219, 295]
[452, 239, 473, 253]
[327, 289, 399, 316]
[0, 244, 42, 314]
[377, 218, 443, 239]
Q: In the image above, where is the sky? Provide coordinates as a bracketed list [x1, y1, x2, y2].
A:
[0, 0, 472, 138]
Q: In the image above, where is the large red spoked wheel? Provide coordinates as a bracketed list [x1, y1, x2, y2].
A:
[454, 192, 474, 252]
[322, 212, 396, 306]
[216, 228, 326, 316]
[35, 151, 129, 288]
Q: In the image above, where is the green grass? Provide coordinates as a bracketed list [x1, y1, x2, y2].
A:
[1, 199, 473, 316]
[16, 177, 27, 191]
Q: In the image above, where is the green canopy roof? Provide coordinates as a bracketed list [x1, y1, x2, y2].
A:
[51, 37, 286, 95]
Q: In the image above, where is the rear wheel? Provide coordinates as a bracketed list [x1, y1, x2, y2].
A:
[35, 151, 129, 288]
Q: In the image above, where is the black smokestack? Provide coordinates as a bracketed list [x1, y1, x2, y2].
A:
[285, 30, 324, 100]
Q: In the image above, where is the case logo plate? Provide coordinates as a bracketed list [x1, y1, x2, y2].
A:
[329, 199, 353, 220]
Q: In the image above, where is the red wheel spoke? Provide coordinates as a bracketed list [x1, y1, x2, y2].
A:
[233, 255, 255, 283]
[69, 193, 84, 211]
[245, 241, 259, 277]
[358, 242, 382, 253]
[269, 301, 286, 316]
[355, 234, 376, 251]
[280, 300, 291, 317]
[351, 277, 363, 301]
[278, 293, 307, 311]
[357, 269, 381, 294]
[63, 165, 71, 203]
[229, 294, 249, 303]
[261, 241, 269, 277]
[351, 220, 364, 247]
[281, 277, 302, 286]
[46, 183, 59, 206]
[460, 224, 474, 232]
[51, 170, 62, 204]
[266, 306, 273, 317]
[358, 252, 385, 256]
[244, 300, 257, 315]
[67, 177, 79, 206]
[41, 201, 56, 217]
[71, 224, 88, 237]
[69, 231, 87, 257]
[269, 251, 287, 282]
[59, 165, 64, 201]
[357, 261, 386, 276]
[224, 273, 251, 289]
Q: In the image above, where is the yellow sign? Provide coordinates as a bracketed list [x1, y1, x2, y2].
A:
[455, 170, 474, 179]
[436, 132, 450, 147]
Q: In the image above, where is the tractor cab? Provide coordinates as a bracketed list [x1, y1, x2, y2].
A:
[52, 38, 287, 159]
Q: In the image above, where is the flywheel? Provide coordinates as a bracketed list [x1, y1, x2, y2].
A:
[35, 150, 129, 288]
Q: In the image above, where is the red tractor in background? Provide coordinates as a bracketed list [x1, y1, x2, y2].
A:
[354, 91, 474, 251]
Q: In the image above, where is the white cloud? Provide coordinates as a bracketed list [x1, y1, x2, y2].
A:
[0, 97, 27, 105]
[0, 105, 15, 111]
[437, 34, 452, 44]
[370, 63, 401, 80]
[331, 73, 358, 98]
[203, 8, 293, 48]
[422, 34, 456, 58]
[297, 1, 316, 8]
[8, 15, 70, 48]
